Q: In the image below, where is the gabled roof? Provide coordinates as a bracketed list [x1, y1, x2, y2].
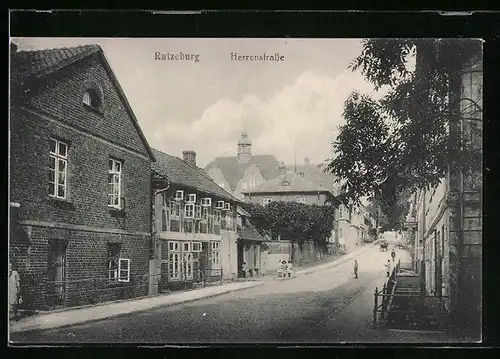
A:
[152, 148, 241, 203]
[242, 171, 333, 195]
[11, 43, 156, 162]
[284, 163, 338, 190]
[236, 206, 252, 218]
[204, 155, 281, 191]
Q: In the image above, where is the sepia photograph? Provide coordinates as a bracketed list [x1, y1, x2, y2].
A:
[8, 36, 483, 344]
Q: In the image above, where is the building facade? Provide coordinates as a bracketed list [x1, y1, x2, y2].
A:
[407, 51, 482, 337]
[150, 149, 241, 293]
[236, 206, 266, 277]
[9, 43, 155, 309]
[205, 131, 281, 199]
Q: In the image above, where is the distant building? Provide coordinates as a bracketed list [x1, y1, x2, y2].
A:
[204, 131, 281, 199]
[150, 148, 242, 293]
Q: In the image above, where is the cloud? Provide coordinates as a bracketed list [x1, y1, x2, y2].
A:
[149, 69, 379, 168]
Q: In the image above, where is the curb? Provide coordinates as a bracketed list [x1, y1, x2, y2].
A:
[297, 241, 379, 276]
[9, 281, 265, 334]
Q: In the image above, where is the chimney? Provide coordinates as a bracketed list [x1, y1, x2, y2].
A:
[11, 42, 18, 53]
[304, 157, 310, 165]
[182, 150, 197, 167]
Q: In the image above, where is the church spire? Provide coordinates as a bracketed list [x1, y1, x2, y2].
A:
[237, 128, 252, 163]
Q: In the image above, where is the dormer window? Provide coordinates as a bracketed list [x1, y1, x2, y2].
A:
[83, 89, 101, 110]
[281, 181, 291, 187]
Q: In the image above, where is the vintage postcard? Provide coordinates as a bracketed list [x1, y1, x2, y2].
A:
[9, 37, 482, 344]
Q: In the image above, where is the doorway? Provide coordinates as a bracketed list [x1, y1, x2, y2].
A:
[47, 239, 67, 306]
[237, 241, 244, 277]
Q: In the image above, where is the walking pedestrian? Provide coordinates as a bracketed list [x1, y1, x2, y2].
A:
[9, 262, 21, 320]
[385, 259, 391, 277]
[353, 260, 358, 279]
[391, 249, 396, 262]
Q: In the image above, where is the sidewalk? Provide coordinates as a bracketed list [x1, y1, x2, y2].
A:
[296, 240, 379, 276]
[9, 280, 264, 334]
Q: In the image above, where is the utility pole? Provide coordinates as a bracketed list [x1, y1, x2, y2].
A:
[294, 134, 297, 173]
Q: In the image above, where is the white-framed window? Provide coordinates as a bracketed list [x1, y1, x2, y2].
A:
[108, 158, 122, 209]
[214, 209, 221, 223]
[201, 197, 212, 207]
[49, 138, 68, 199]
[183, 242, 191, 252]
[168, 241, 180, 279]
[83, 88, 101, 110]
[201, 207, 210, 221]
[215, 201, 224, 209]
[195, 205, 202, 219]
[185, 203, 195, 219]
[296, 197, 306, 204]
[107, 243, 130, 282]
[186, 194, 196, 203]
[170, 202, 181, 218]
[263, 198, 272, 206]
[192, 242, 202, 252]
[118, 258, 130, 283]
[210, 241, 220, 267]
[174, 190, 184, 201]
[183, 250, 193, 279]
[224, 203, 231, 211]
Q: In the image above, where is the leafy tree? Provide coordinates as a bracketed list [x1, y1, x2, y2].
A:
[325, 39, 482, 229]
[240, 201, 335, 253]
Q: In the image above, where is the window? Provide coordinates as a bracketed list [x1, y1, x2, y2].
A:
[214, 209, 221, 223]
[281, 180, 291, 187]
[210, 241, 220, 267]
[195, 205, 202, 219]
[241, 181, 247, 190]
[224, 203, 231, 211]
[49, 138, 68, 199]
[296, 197, 306, 204]
[226, 211, 233, 230]
[185, 203, 195, 219]
[168, 241, 180, 279]
[174, 190, 184, 201]
[83, 88, 101, 110]
[186, 194, 196, 203]
[192, 242, 202, 252]
[183, 250, 193, 279]
[201, 197, 212, 207]
[170, 202, 181, 218]
[107, 243, 130, 282]
[201, 207, 210, 221]
[263, 198, 272, 206]
[215, 201, 224, 209]
[108, 158, 122, 208]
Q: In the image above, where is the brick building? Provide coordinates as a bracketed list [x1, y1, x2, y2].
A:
[9, 43, 155, 309]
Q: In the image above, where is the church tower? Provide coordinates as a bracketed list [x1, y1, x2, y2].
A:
[237, 130, 252, 163]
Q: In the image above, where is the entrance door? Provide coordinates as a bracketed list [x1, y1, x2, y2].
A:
[237, 241, 244, 276]
[47, 240, 67, 306]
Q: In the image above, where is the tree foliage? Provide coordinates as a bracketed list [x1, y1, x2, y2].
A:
[241, 201, 335, 247]
[325, 39, 482, 230]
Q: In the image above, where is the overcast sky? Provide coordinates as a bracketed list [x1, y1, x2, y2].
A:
[13, 37, 380, 168]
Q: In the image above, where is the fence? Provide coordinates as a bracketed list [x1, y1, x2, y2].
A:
[373, 260, 401, 328]
[373, 260, 451, 330]
[19, 268, 224, 311]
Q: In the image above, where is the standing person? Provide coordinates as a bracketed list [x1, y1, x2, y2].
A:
[353, 260, 359, 279]
[385, 259, 391, 277]
[391, 249, 396, 262]
[287, 260, 293, 277]
[241, 262, 247, 279]
[9, 262, 21, 320]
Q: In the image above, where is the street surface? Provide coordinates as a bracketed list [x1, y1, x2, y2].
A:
[11, 246, 450, 344]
